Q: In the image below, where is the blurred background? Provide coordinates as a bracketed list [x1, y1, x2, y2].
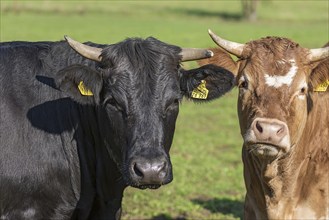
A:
[1, 1, 328, 219]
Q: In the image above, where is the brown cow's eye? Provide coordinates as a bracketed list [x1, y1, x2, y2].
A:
[239, 80, 248, 89]
[300, 87, 306, 94]
[238, 75, 249, 90]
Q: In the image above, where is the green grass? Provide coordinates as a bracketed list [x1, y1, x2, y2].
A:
[1, 1, 328, 219]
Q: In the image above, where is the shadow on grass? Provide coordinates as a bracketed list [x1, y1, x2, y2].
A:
[192, 197, 244, 219]
[169, 8, 242, 21]
[149, 198, 243, 220]
[151, 213, 186, 220]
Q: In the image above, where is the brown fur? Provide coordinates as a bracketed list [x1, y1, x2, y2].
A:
[202, 37, 329, 219]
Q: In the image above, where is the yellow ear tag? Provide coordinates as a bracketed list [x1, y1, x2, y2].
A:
[314, 80, 329, 92]
[191, 80, 209, 99]
[78, 81, 93, 96]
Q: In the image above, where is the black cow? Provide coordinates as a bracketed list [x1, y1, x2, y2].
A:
[0, 36, 235, 219]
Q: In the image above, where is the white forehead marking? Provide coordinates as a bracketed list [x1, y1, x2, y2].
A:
[265, 59, 298, 88]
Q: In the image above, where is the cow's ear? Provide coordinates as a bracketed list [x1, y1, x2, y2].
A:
[309, 58, 329, 93]
[56, 64, 103, 105]
[179, 64, 235, 102]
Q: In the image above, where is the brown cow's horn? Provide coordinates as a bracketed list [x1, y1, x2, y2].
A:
[179, 48, 214, 61]
[64, 36, 102, 62]
[307, 47, 329, 62]
[208, 29, 245, 57]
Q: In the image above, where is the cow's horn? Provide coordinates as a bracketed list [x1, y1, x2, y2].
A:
[179, 48, 214, 61]
[208, 29, 245, 57]
[307, 47, 329, 62]
[64, 36, 102, 62]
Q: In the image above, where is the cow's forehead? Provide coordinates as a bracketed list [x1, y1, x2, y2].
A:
[239, 37, 309, 88]
[245, 36, 301, 55]
[244, 37, 306, 67]
[104, 60, 181, 108]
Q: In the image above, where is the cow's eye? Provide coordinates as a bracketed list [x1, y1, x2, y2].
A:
[297, 82, 308, 97]
[163, 99, 179, 117]
[105, 96, 123, 111]
[168, 99, 179, 110]
[300, 87, 306, 94]
[238, 79, 248, 90]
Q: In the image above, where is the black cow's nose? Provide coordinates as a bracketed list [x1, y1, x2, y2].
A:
[130, 158, 169, 185]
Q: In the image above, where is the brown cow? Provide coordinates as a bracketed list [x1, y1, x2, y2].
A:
[200, 30, 329, 219]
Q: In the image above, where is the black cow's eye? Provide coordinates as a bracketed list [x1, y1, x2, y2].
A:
[105, 96, 123, 111]
[163, 99, 179, 117]
[167, 99, 179, 110]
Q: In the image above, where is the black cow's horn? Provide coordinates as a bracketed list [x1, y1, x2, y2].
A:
[208, 29, 245, 57]
[307, 47, 329, 62]
[180, 48, 214, 61]
[64, 36, 102, 62]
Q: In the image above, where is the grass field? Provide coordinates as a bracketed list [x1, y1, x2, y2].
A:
[1, 1, 328, 219]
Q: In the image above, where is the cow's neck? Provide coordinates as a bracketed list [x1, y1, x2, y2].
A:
[244, 92, 329, 219]
[73, 105, 126, 216]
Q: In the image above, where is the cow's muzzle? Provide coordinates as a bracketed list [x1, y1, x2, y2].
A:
[246, 118, 291, 158]
[128, 156, 172, 189]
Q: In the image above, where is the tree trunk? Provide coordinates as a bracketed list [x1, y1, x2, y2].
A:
[242, 0, 258, 21]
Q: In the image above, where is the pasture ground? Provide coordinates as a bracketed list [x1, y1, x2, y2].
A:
[1, 1, 328, 219]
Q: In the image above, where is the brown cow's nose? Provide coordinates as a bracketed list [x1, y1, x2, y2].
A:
[130, 158, 169, 185]
[252, 118, 288, 144]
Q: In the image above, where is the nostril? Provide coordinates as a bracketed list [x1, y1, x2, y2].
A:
[156, 161, 166, 171]
[277, 127, 283, 135]
[276, 126, 286, 137]
[157, 161, 167, 178]
[133, 163, 144, 178]
[256, 121, 263, 133]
